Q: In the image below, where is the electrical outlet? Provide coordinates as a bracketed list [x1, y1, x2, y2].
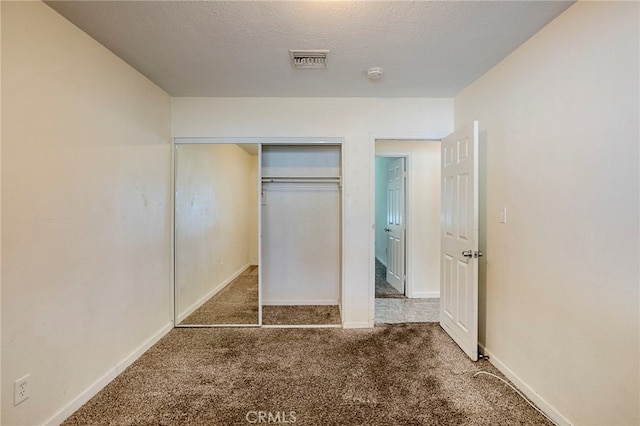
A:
[14, 375, 30, 406]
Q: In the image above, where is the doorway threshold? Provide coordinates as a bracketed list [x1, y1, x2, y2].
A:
[375, 298, 439, 324]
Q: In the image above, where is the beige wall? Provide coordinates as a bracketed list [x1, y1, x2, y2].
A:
[175, 144, 257, 321]
[6, 1, 633, 425]
[455, 2, 639, 425]
[376, 140, 441, 298]
[1, 2, 172, 425]
[171, 97, 454, 326]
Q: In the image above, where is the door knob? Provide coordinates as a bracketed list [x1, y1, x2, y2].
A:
[462, 250, 483, 258]
[384, 228, 391, 232]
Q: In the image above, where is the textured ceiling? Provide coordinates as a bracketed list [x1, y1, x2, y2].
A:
[45, 1, 574, 97]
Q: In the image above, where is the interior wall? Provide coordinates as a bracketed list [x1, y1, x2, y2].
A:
[376, 141, 441, 298]
[455, 2, 639, 425]
[374, 157, 391, 265]
[175, 144, 257, 321]
[171, 98, 454, 326]
[1, 2, 172, 425]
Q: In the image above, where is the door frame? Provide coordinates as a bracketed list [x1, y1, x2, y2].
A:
[369, 132, 446, 325]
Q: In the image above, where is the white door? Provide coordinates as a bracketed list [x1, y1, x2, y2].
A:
[385, 158, 405, 294]
[440, 121, 479, 361]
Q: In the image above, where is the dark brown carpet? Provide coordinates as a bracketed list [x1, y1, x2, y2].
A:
[262, 305, 341, 325]
[180, 265, 258, 325]
[62, 324, 552, 426]
[375, 259, 406, 298]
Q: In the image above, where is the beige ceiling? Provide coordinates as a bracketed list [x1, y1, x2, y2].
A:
[45, 1, 574, 97]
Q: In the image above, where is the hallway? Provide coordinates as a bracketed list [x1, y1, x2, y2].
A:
[375, 259, 439, 323]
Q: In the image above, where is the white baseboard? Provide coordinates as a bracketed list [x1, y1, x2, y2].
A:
[262, 299, 338, 306]
[343, 321, 374, 329]
[411, 291, 440, 299]
[262, 324, 342, 329]
[45, 321, 173, 426]
[478, 344, 573, 426]
[177, 263, 250, 323]
[375, 255, 387, 267]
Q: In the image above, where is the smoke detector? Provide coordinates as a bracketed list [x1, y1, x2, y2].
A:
[367, 67, 384, 80]
[290, 50, 329, 69]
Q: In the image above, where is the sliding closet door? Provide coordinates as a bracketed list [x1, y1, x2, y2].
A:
[261, 145, 341, 307]
[174, 143, 260, 327]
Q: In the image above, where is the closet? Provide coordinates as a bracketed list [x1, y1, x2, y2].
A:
[173, 139, 343, 327]
[260, 144, 342, 325]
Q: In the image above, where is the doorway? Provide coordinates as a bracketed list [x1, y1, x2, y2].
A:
[373, 139, 441, 324]
[374, 156, 407, 298]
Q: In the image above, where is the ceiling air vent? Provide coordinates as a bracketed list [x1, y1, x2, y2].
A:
[289, 50, 329, 69]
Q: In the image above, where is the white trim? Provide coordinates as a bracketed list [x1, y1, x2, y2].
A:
[262, 299, 338, 306]
[258, 144, 263, 327]
[371, 131, 450, 141]
[340, 139, 345, 327]
[175, 324, 260, 328]
[261, 324, 342, 329]
[369, 134, 377, 325]
[170, 142, 176, 331]
[174, 137, 343, 145]
[176, 263, 251, 323]
[260, 137, 342, 146]
[175, 137, 264, 145]
[45, 322, 173, 426]
[375, 254, 387, 268]
[411, 291, 440, 299]
[478, 344, 574, 426]
[343, 321, 374, 329]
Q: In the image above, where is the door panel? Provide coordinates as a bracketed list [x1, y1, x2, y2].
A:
[440, 121, 479, 361]
[458, 173, 470, 241]
[443, 253, 454, 319]
[386, 158, 405, 294]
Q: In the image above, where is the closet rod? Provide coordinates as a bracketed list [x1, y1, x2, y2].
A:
[261, 176, 341, 184]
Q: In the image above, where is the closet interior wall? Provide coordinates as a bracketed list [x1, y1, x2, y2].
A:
[261, 145, 342, 309]
[174, 143, 259, 326]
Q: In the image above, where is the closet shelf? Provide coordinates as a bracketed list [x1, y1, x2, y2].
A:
[261, 176, 341, 184]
